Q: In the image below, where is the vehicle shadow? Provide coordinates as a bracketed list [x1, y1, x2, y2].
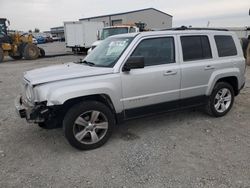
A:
[112, 107, 208, 141]
[17, 107, 209, 153]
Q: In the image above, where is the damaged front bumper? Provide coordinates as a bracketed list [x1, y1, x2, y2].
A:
[15, 95, 49, 123]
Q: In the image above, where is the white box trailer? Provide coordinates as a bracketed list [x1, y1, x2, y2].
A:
[64, 21, 104, 53]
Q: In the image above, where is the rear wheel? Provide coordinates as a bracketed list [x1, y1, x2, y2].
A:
[23, 43, 39, 60]
[0, 48, 4, 63]
[206, 82, 234, 117]
[63, 101, 115, 150]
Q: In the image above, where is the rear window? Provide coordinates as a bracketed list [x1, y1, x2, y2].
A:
[181, 36, 212, 61]
[214, 35, 237, 57]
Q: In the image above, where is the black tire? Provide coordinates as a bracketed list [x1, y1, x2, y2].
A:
[23, 43, 39, 60]
[63, 101, 115, 150]
[206, 82, 234, 117]
[0, 47, 4, 63]
[39, 47, 45, 57]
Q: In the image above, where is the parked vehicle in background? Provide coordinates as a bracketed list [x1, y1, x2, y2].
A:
[15, 28, 246, 150]
[45, 36, 53, 43]
[0, 18, 44, 62]
[52, 35, 60, 41]
[64, 21, 104, 53]
[36, 36, 46, 44]
[87, 25, 140, 54]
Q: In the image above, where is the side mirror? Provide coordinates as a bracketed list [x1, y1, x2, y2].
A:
[122, 56, 144, 72]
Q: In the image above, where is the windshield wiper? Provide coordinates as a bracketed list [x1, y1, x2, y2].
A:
[78, 59, 96, 66]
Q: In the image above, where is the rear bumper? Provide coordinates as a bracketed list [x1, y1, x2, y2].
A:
[15, 95, 48, 123]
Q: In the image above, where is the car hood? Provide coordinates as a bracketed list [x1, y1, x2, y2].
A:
[24, 62, 114, 85]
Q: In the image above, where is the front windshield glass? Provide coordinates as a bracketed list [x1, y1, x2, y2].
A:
[84, 37, 133, 67]
[100, 27, 129, 40]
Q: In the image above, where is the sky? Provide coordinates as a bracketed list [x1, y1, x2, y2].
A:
[0, 0, 249, 32]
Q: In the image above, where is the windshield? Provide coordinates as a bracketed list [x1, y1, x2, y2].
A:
[100, 27, 129, 40]
[84, 37, 133, 67]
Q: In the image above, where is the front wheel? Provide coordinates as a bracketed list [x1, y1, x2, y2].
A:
[206, 82, 234, 117]
[63, 101, 115, 150]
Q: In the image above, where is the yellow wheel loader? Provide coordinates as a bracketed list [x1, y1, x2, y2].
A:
[0, 18, 45, 63]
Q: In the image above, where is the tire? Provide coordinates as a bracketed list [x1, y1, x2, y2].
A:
[23, 43, 39, 60]
[39, 47, 45, 58]
[206, 82, 234, 117]
[0, 47, 4, 63]
[63, 101, 115, 150]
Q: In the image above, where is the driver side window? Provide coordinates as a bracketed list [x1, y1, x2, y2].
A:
[131, 37, 175, 66]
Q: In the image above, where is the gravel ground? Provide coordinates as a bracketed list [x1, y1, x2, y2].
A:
[38, 41, 71, 56]
[0, 55, 250, 188]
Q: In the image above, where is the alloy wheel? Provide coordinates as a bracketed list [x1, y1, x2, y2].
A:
[73, 110, 108, 144]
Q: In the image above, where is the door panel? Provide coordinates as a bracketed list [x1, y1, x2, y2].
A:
[179, 35, 215, 99]
[120, 36, 181, 111]
[180, 60, 215, 98]
[121, 64, 181, 110]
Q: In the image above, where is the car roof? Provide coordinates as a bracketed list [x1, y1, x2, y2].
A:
[110, 30, 235, 38]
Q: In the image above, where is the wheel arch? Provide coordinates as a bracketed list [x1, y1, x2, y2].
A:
[207, 76, 239, 96]
[62, 94, 117, 115]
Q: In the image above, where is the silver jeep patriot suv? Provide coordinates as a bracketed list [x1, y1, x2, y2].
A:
[16, 28, 246, 150]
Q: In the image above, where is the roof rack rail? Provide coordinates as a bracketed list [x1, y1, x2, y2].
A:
[162, 26, 229, 31]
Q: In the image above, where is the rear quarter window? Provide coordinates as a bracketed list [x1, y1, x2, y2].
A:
[214, 35, 237, 57]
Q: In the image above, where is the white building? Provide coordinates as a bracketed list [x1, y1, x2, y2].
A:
[79, 8, 173, 30]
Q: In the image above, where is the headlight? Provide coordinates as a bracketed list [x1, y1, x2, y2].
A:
[25, 84, 34, 102]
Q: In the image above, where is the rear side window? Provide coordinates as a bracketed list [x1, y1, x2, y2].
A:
[214, 35, 237, 57]
[131, 37, 175, 66]
[181, 36, 212, 61]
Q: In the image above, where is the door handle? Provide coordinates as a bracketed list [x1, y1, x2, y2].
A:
[163, 70, 177, 76]
[204, 65, 215, 70]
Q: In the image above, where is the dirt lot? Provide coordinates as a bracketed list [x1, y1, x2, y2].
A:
[0, 55, 250, 188]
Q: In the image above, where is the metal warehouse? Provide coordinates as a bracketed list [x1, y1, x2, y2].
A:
[79, 8, 173, 29]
